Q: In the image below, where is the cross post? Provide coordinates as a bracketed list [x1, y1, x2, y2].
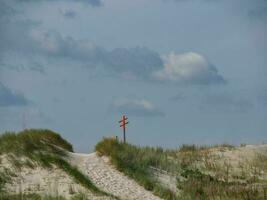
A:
[119, 115, 129, 143]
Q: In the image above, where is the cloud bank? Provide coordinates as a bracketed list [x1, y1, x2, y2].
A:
[111, 98, 164, 117]
[27, 30, 225, 85]
[0, 1, 225, 86]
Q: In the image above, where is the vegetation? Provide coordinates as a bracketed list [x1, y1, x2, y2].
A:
[95, 138, 267, 200]
[0, 129, 118, 199]
[95, 138, 178, 200]
[1, 130, 266, 200]
[177, 167, 266, 200]
[0, 129, 73, 156]
[40, 155, 116, 198]
[178, 143, 235, 152]
[0, 169, 13, 193]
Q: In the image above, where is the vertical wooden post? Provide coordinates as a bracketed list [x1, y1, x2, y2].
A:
[119, 115, 129, 144]
[123, 123, 126, 143]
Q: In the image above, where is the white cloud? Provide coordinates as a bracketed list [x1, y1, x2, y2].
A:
[111, 98, 164, 117]
[152, 52, 225, 85]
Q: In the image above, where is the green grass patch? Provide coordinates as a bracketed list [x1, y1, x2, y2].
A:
[0, 129, 73, 157]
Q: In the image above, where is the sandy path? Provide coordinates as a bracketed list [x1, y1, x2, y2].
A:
[68, 152, 162, 200]
[1, 155, 111, 200]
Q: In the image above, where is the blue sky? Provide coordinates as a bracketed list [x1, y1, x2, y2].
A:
[0, 0, 266, 152]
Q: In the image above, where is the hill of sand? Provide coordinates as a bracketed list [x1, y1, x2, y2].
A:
[1, 130, 266, 200]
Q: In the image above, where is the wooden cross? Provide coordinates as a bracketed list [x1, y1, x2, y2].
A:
[119, 115, 129, 143]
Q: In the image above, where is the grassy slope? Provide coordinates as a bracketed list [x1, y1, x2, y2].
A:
[95, 138, 267, 200]
[95, 138, 177, 200]
[0, 129, 117, 199]
[0, 129, 73, 155]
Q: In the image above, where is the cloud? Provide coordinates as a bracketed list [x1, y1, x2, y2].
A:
[0, 5, 224, 86]
[30, 30, 107, 62]
[107, 47, 163, 79]
[28, 30, 164, 77]
[30, 30, 163, 69]
[0, 82, 29, 107]
[152, 52, 226, 85]
[110, 98, 164, 117]
[0, 0, 225, 86]
[29, 30, 225, 85]
[59, 9, 77, 19]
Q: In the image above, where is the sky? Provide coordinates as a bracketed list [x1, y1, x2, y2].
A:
[0, 0, 266, 152]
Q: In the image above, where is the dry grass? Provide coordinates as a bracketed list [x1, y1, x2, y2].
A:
[96, 138, 267, 200]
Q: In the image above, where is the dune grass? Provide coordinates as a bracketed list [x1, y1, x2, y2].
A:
[95, 138, 178, 200]
[0, 129, 73, 193]
[0, 129, 118, 199]
[40, 154, 118, 198]
[0, 129, 73, 156]
[1, 130, 266, 200]
[95, 138, 267, 200]
[178, 143, 235, 153]
[177, 166, 267, 200]
[0, 170, 12, 193]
